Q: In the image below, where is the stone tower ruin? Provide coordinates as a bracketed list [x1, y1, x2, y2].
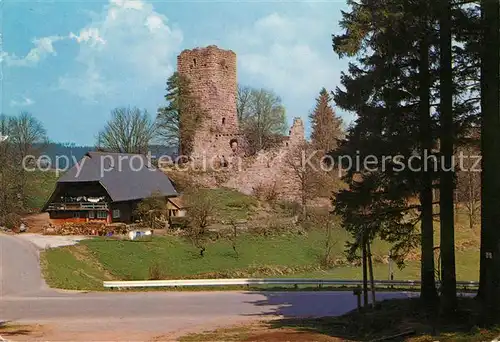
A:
[177, 45, 243, 165]
[288, 118, 305, 146]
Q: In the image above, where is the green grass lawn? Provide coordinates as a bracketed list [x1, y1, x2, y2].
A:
[41, 226, 480, 291]
[41, 244, 113, 290]
[40, 188, 481, 291]
[79, 231, 344, 280]
[200, 187, 259, 221]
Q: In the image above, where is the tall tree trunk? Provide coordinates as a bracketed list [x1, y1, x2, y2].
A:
[301, 171, 307, 217]
[419, 30, 438, 306]
[478, 0, 500, 323]
[468, 173, 475, 230]
[439, 0, 457, 313]
[362, 232, 369, 308]
[477, 6, 487, 298]
[454, 192, 459, 224]
[367, 239, 376, 308]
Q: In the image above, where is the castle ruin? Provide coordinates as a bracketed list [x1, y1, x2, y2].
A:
[176, 45, 306, 200]
[177, 46, 244, 165]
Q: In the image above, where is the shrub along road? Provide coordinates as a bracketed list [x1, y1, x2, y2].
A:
[0, 233, 415, 340]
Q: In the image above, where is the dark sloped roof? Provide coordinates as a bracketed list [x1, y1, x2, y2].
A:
[57, 151, 177, 202]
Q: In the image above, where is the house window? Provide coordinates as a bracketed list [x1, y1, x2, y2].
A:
[222, 117, 226, 125]
[73, 212, 80, 218]
[88, 211, 95, 219]
[97, 211, 107, 219]
[113, 209, 121, 219]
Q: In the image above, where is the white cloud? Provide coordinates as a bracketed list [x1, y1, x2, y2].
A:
[252, 13, 326, 43]
[240, 43, 335, 96]
[110, 0, 145, 10]
[1, 27, 105, 68]
[145, 14, 164, 32]
[1, 0, 181, 102]
[58, 0, 182, 101]
[231, 11, 341, 113]
[3, 35, 64, 67]
[10, 96, 35, 107]
[69, 28, 106, 46]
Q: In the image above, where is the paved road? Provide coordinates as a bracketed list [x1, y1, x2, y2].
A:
[0, 233, 55, 297]
[0, 234, 415, 339]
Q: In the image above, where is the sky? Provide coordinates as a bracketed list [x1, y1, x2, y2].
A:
[1, 0, 355, 146]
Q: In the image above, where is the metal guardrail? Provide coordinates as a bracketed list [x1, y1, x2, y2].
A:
[103, 278, 479, 289]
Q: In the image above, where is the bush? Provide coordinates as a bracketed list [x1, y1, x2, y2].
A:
[0, 213, 22, 230]
[250, 218, 298, 236]
[253, 182, 280, 203]
[148, 262, 165, 280]
[134, 191, 167, 228]
[170, 216, 189, 229]
[278, 200, 302, 217]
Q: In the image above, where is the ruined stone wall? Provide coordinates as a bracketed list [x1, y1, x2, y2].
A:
[224, 118, 306, 202]
[177, 45, 244, 164]
[176, 45, 312, 202]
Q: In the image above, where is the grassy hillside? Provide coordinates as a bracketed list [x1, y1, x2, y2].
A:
[199, 187, 259, 221]
[39, 187, 482, 291]
[41, 224, 479, 291]
[24, 170, 58, 212]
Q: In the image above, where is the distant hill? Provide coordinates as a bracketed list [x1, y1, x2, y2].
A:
[35, 143, 178, 169]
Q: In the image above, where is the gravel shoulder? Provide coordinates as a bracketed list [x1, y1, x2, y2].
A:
[16, 233, 91, 249]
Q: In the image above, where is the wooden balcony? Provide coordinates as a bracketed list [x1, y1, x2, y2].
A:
[46, 202, 109, 211]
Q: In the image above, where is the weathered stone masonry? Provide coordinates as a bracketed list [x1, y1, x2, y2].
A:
[178, 45, 243, 164]
[176, 45, 306, 201]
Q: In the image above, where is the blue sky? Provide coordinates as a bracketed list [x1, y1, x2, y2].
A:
[1, 0, 354, 146]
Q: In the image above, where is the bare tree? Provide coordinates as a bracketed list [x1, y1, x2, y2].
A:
[456, 145, 481, 229]
[6, 113, 47, 207]
[285, 142, 319, 217]
[229, 219, 239, 258]
[237, 85, 253, 122]
[285, 142, 340, 217]
[9, 112, 48, 160]
[309, 209, 340, 267]
[0, 113, 47, 225]
[97, 107, 156, 154]
[184, 188, 215, 257]
[237, 86, 287, 154]
[0, 115, 16, 224]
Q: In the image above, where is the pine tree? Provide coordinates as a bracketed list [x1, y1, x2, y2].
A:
[438, 0, 457, 313]
[309, 88, 343, 153]
[417, 7, 439, 305]
[478, 0, 500, 322]
[157, 72, 206, 156]
[333, 0, 440, 307]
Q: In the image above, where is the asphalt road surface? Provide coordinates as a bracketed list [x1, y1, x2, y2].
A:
[0, 234, 415, 339]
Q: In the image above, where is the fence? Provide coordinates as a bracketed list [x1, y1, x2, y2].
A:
[103, 278, 479, 290]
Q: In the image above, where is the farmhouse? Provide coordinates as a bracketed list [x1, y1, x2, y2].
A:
[42, 152, 178, 225]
